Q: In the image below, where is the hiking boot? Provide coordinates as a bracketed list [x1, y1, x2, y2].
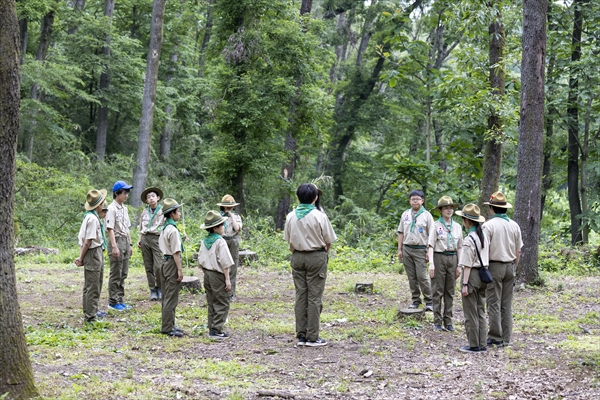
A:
[305, 338, 328, 347]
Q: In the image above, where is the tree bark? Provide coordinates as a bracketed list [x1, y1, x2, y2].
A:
[479, 2, 505, 211]
[160, 53, 178, 160]
[131, 0, 168, 206]
[198, 0, 214, 76]
[566, 0, 586, 245]
[18, 18, 27, 65]
[513, 0, 546, 285]
[67, 0, 86, 34]
[0, 0, 39, 397]
[95, 0, 115, 160]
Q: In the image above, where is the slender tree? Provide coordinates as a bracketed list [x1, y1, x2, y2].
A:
[0, 0, 39, 397]
[513, 0, 546, 285]
[95, 0, 115, 160]
[131, 0, 168, 206]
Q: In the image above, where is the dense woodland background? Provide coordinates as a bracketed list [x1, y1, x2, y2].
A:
[13, 0, 600, 253]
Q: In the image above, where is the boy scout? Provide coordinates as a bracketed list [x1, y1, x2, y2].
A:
[427, 196, 463, 331]
[483, 192, 523, 347]
[284, 183, 337, 347]
[158, 198, 185, 337]
[217, 195, 243, 300]
[397, 190, 434, 310]
[106, 180, 133, 311]
[75, 189, 108, 324]
[198, 210, 234, 340]
[138, 187, 165, 301]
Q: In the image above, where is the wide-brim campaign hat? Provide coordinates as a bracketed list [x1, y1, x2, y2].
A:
[433, 195, 459, 211]
[141, 187, 163, 204]
[456, 203, 486, 223]
[200, 210, 228, 229]
[484, 191, 513, 208]
[85, 189, 108, 211]
[159, 198, 184, 215]
[217, 194, 240, 207]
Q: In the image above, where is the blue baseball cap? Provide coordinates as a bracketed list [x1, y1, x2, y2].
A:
[112, 181, 133, 192]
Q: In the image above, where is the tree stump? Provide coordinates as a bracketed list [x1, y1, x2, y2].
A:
[180, 276, 202, 293]
[355, 283, 373, 294]
[396, 307, 425, 320]
[239, 249, 258, 265]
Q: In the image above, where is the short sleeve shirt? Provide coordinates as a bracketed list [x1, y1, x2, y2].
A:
[105, 201, 131, 237]
[159, 224, 182, 256]
[139, 206, 165, 235]
[223, 213, 243, 237]
[284, 209, 337, 252]
[397, 208, 434, 246]
[482, 217, 523, 262]
[78, 213, 103, 249]
[428, 219, 463, 252]
[198, 238, 234, 274]
[459, 233, 490, 268]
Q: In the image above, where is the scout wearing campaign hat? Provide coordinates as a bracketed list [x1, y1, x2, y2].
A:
[200, 210, 228, 229]
[160, 198, 184, 216]
[484, 192, 513, 209]
[141, 187, 164, 204]
[139, 187, 166, 301]
[432, 195, 459, 212]
[85, 189, 108, 211]
[456, 204, 486, 223]
[216, 195, 240, 207]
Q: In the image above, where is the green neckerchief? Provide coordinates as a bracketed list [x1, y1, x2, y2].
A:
[219, 211, 228, 231]
[84, 210, 106, 250]
[438, 217, 457, 250]
[295, 203, 315, 220]
[410, 206, 425, 232]
[467, 226, 477, 234]
[203, 232, 221, 250]
[491, 213, 510, 222]
[147, 204, 162, 232]
[163, 218, 184, 253]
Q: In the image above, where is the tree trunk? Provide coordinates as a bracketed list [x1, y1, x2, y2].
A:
[198, 0, 213, 76]
[356, 0, 378, 68]
[160, 52, 178, 160]
[131, 0, 168, 206]
[513, 0, 546, 285]
[580, 95, 594, 243]
[67, 0, 86, 34]
[95, 0, 115, 161]
[478, 3, 505, 211]
[0, 0, 39, 397]
[566, 0, 586, 245]
[18, 18, 27, 65]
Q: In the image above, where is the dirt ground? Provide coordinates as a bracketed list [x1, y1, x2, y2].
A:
[15, 260, 600, 399]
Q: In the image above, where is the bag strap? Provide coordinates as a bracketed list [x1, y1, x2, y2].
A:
[468, 234, 487, 268]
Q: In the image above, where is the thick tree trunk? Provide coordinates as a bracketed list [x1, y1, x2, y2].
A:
[95, 0, 115, 160]
[160, 53, 178, 160]
[566, 0, 586, 245]
[131, 0, 168, 206]
[479, 4, 505, 211]
[513, 0, 546, 285]
[0, 0, 39, 397]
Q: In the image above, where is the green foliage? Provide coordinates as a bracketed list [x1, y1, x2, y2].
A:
[538, 244, 600, 276]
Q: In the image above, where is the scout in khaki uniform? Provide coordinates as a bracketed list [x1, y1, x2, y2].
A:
[397, 190, 434, 310]
[138, 187, 165, 301]
[75, 189, 108, 324]
[217, 194, 243, 300]
[483, 192, 523, 347]
[427, 196, 463, 332]
[198, 210, 234, 340]
[158, 198, 185, 337]
[457, 204, 489, 353]
[284, 183, 337, 347]
[106, 180, 133, 311]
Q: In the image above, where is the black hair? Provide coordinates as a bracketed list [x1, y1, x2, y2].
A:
[164, 208, 179, 219]
[113, 188, 130, 199]
[205, 222, 224, 233]
[463, 218, 485, 249]
[220, 206, 235, 212]
[296, 183, 318, 204]
[491, 205, 507, 215]
[409, 190, 425, 199]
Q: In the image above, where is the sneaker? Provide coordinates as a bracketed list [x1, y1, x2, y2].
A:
[149, 289, 158, 301]
[209, 330, 230, 340]
[305, 338, 328, 347]
[425, 303, 433, 312]
[156, 288, 162, 300]
[444, 325, 455, 332]
[96, 310, 108, 318]
[487, 338, 504, 347]
[119, 303, 132, 310]
[433, 325, 444, 332]
[173, 326, 184, 333]
[458, 345, 480, 353]
[108, 304, 125, 311]
[408, 303, 420, 309]
[164, 329, 183, 338]
[297, 336, 307, 346]
[229, 295, 235, 302]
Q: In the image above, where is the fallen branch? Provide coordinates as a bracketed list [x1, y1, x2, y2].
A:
[257, 390, 297, 398]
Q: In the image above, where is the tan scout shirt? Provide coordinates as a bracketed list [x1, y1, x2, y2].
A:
[482, 217, 523, 262]
[198, 238, 234, 274]
[138, 206, 165, 235]
[105, 201, 131, 238]
[159, 224, 182, 256]
[223, 212, 242, 237]
[459, 232, 490, 268]
[284, 209, 337, 252]
[428, 219, 463, 252]
[78, 213, 103, 249]
[397, 208, 434, 246]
